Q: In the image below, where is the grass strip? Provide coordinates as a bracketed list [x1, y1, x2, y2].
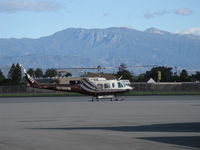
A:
[127, 91, 200, 96]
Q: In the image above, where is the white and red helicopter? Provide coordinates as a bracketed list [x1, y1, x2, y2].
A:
[20, 64, 133, 101]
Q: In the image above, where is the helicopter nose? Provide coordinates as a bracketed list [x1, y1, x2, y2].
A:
[126, 85, 133, 90]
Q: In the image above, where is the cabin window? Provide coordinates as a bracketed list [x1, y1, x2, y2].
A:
[112, 83, 115, 88]
[104, 83, 110, 89]
[97, 84, 103, 89]
[118, 82, 124, 88]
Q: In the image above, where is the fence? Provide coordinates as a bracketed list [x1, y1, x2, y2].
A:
[131, 82, 200, 91]
[0, 86, 55, 94]
[0, 82, 200, 94]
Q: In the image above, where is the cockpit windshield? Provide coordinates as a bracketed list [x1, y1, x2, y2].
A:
[117, 82, 124, 88]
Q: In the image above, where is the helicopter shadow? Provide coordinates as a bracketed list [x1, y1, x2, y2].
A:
[30, 122, 200, 132]
[137, 136, 200, 148]
[29, 122, 200, 148]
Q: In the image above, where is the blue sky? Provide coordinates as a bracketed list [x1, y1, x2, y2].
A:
[0, 0, 199, 38]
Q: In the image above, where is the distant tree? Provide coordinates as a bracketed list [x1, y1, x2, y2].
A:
[8, 64, 15, 80]
[14, 63, 22, 84]
[0, 69, 5, 83]
[146, 66, 173, 82]
[7, 63, 22, 84]
[115, 63, 134, 82]
[27, 68, 35, 77]
[179, 69, 190, 82]
[35, 68, 43, 78]
[193, 71, 200, 81]
[134, 73, 146, 82]
[172, 74, 179, 82]
[44, 68, 57, 78]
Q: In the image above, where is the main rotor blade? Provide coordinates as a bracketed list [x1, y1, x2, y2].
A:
[55, 65, 158, 70]
[107, 65, 158, 69]
[56, 67, 106, 70]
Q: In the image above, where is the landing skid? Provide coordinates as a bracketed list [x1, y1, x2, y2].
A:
[91, 95, 125, 102]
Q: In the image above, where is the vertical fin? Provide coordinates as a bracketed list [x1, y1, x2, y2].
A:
[19, 64, 38, 85]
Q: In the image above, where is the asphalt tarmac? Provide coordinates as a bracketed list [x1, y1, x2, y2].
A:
[0, 96, 200, 150]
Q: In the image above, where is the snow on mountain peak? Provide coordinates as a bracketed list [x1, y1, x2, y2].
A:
[144, 27, 168, 35]
[176, 28, 200, 36]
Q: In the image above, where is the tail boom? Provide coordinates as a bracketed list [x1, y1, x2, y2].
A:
[19, 64, 39, 87]
[19, 64, 80, 92]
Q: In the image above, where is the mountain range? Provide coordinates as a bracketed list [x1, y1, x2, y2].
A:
[0, 27, 200, 74]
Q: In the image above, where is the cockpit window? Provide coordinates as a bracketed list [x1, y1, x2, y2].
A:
[97, 84, 103, 89]
[112, 83, 115, 88]
[118, 82, 124, 88]
[104, 83, 110, 89]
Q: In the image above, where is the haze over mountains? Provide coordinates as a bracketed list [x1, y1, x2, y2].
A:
[0, 27, 200, 73]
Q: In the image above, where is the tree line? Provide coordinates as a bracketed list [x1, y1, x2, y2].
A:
[0, 63, 67, 85]
[0, 63, 200, 85]
[115, 63, 200, 82]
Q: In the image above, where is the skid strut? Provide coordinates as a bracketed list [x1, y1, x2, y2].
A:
[91, 95, 124, 101]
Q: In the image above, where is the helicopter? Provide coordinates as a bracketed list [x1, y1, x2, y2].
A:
[20, 64, 133, 101]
